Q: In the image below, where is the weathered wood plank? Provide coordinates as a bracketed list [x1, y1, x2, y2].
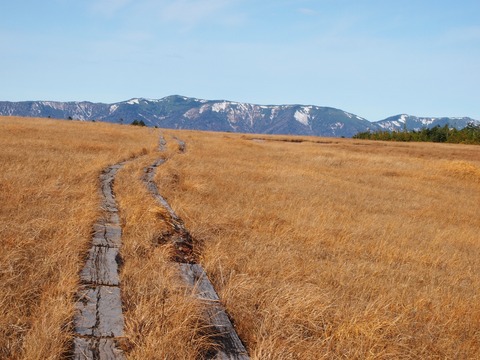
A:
[75, 287, 98, 336]
[159, 135, 167, 151]
[74, 162, 127, 359]
[73, 337, 95, 359]
[74, 286, 124, 338]
[173, 136, 186, 152]
[106, 212, 120, 225]
[80, 247, 120, 286]
[104, 225, 122, 247]
[94, 286, 125, 337]
[97, 339, 126, 360]
[178, 264, 249, 359]
[143, 137, 249, 359]
[92, 224, 122, 248]
[73, 338, 125, 360]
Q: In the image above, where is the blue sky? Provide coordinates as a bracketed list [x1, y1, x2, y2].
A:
[1, 0, 479, 120]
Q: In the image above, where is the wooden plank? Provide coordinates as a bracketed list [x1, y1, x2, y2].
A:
[97, 338, 126, 360]
[173, 136, 186, 152]
[73, 337, 95, 359]
[179, 264, 249, 360]
[159, 135, 167, 151]
[143, 144, 249, 359]
[73, 338, 125, 360]
[143, 159, 180, 223]
[74, 162, 127, 359]
[80, 247, 120, 286]
[94, 286, 125, 337]
[74, 286, 124, 338]
[74, 287, 98, 336]
[92, 224, 122, 248]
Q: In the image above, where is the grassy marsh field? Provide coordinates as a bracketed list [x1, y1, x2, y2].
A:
[155, 131, 480, 359]
[1, 116, 479, 359]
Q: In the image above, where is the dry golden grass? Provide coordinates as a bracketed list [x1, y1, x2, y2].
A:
[114, 144, 215, 359]
[0, 116, 158, 359]
[155, 131, 480, 359]
[2, 116, 479, 359]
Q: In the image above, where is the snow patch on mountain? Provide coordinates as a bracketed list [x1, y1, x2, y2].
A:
[226, 111, 236, 123]
[40, 101, 60, 108]
[199, 104, 210, 114]
[183, 108, 199, 120]
[294, 109, 310, 126]
[344, 111, 366, 121]
[331, 122, 345, 129]
[109, 104, 118, 114]
[212, 102, 229, 112]
[419, 118, 436, 126]
[270, 107, 279, 120]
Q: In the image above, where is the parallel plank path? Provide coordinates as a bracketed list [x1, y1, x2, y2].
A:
[73, 135, 248, 359]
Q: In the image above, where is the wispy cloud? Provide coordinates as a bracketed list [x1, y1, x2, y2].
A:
[122, 30, 152, 42]
[150, 0, 246, 31]
[88, 0, 243, 31]
[90, 0, 133, 17]
[161, 0, 231, 25]
[298, 7, 317, 16]
[442, 25, 480, 44]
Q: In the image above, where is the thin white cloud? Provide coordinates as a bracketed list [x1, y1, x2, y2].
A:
[122, 31, 152, 42]
[158, 0, 240, 29]
[298, 7, 317, 16]
[442, 26, 480, 44]
[91, 0, 133, 17]
[88, 0, 243, 30]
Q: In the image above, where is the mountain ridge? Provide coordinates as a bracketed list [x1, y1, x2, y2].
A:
[0, 95, 477, 137]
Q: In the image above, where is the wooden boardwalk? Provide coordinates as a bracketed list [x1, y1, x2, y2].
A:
[143, 136, 249, 359]
[73, 164, 126, 359]
[72, 135, 248, 359]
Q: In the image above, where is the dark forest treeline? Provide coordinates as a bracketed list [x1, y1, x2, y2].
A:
[353, 123, 480, 145]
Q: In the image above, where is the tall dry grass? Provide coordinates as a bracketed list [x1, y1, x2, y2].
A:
[2, 116, 479, 359]
[114, 139, 215, 359]
[155, 131, 480, 359]
[0, 117, 158, 359]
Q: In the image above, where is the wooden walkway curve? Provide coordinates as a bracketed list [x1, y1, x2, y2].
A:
[143, 135, 249, 359]
[72, 134, 248, 359]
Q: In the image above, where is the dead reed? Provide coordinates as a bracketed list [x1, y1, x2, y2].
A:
[155, 131, 480, 359]
[0, 117, 158, 359]
[2, 116, 479, 359]
[114, 144, 215, 359]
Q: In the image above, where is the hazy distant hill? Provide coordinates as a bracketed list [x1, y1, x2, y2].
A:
[0, 95, 477, 137]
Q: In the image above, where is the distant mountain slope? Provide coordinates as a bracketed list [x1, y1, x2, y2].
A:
[0, 96, 477, 137]
[376, 114, 476, 132]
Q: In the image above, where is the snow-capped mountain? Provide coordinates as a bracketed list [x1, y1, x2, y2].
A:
[0, 96, 477, 137]
[376, 114, 477, 132]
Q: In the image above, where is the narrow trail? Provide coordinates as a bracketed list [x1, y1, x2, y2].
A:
[143, 135, 249, 360]
[72, 135, 248, 359]
[73, 163, 127, 359]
